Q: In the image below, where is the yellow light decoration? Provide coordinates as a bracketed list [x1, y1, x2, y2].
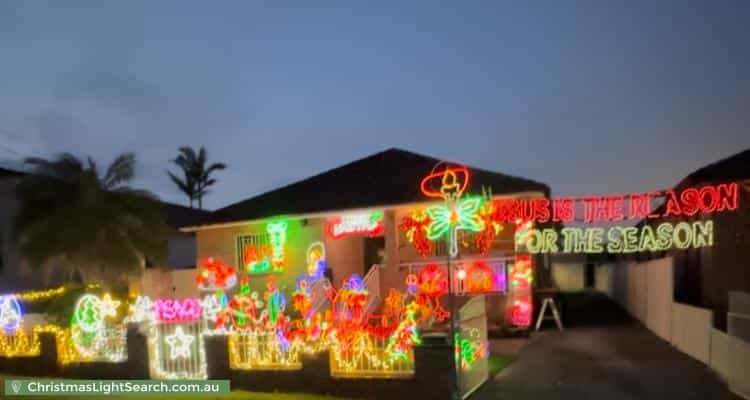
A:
[14, 284, 100, 303]
[228, 331, 303, 371]
[0, 330, 41, 358]
[328, 331, 415, 378]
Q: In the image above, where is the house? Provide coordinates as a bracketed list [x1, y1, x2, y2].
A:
[181, 148, 551, 327]
[630, 148, 750, 330]
[0, 162, 209, 293]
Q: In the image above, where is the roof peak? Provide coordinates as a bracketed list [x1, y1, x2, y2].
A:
[197, 148, 549, 228]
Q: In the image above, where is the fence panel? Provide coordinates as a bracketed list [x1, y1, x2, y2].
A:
[229, 331, 302, 370]
[149, 321, 206, 379]
[671, 302, 712, 364]
[457, 295, 489, 399]
[329, 334, 414, 378]
[645, 258, 673, 342]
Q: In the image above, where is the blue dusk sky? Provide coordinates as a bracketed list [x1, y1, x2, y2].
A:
[0, 1, 748, 209]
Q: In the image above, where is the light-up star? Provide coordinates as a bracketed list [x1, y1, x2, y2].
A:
[99, 294, 121, 318]
[165, 326, 194, 360]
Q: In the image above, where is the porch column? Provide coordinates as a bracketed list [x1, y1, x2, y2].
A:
[381, 209, 400, 300]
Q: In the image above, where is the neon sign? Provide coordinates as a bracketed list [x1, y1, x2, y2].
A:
[327, 212, 384, 239]
[153, 298, 202, 323]
[419, 163, 484, 257]
[266, 222, 287, 270]
[399, 210, 433, 258]
[525, 220, 714, 254]
[195, 257, 237, 291]
[484, 182, 739, 223]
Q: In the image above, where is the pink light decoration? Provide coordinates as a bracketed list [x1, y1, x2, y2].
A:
[153, 298, 202, 323]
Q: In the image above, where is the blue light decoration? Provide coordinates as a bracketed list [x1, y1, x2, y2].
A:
[306, 242, 328, 281]
[344, 274, 365, 292]
[0, 295, 23, 334]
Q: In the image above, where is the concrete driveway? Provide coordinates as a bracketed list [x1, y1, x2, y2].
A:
[475, 293, 740, 400]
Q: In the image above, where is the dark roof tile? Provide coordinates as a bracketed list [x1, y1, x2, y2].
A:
[199, 148, 549, 227]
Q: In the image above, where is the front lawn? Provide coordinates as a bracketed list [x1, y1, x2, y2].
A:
[488, 354, 514, 377]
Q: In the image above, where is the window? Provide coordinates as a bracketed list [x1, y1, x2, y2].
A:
[236, 233, 270, 270]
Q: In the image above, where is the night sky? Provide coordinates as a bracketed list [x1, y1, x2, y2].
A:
[1, 1, 748, 210]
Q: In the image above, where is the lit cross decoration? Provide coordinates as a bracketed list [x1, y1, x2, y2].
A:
[420, 165, 484, 257]
[165, 326, 195, 360]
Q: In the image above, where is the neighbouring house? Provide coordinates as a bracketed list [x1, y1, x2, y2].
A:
[0, 162, 209, 293]
[616, 148, 750, 331]
[181, 148, 551, 328]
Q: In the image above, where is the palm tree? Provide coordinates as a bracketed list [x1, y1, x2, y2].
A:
[167, 146, 226, 209]
[13, 153, 169, 286]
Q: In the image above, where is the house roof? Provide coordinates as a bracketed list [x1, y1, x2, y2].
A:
[673, 148, 750, 189]
[0, 167, 24, 179]
[635, 147, 750, 230]
[163, 202, 212, 229]
[195, 148, 550, 228]
[0, 161, 27, 178]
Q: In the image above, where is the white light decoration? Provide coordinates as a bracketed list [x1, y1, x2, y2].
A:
[327, 212, 384, 239]
[69, 293, 127, 363]
[124, 295, 153, 324]
[150, 320, 207, 379]
[201, 294, 222, 324]
[99, 294, 121, 318]
[165, 326, 195, 360]
[0, 295, 23, 334]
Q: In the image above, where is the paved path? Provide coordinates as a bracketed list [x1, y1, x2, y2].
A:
[475, 293, 740, 400]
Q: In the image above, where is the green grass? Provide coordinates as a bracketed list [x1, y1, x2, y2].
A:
[488, 354, 514, 377]
[0, 376, 350, 399]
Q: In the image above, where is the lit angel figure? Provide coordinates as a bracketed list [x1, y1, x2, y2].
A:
[0, 295, 23, 334]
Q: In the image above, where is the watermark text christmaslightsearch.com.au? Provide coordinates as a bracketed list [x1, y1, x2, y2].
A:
[4, 379, 230, 396]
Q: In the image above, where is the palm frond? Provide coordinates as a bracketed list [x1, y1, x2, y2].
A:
[103, 153, 135, 189]
[167, 170, 196, 197]
[13, 152, 169, 281]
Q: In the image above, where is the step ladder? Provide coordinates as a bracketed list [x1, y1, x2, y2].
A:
[535, 297, 563, 331]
